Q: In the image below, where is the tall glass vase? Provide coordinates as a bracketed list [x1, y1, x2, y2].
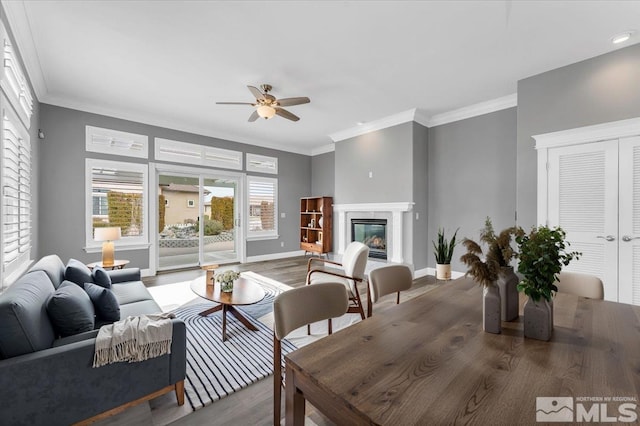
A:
[497, 266, 519, 321]
[483, 284, 501, 334]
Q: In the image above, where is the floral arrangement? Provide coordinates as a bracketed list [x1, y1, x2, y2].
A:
[215, 270, 240, 284]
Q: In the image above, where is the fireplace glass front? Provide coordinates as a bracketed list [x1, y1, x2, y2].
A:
[351, 219, 387, 259]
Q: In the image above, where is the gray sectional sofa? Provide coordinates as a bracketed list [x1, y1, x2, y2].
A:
[0, 255, 186, 426]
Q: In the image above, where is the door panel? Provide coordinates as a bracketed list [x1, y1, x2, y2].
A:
[548, 140, 619, 301]
[618, 136, 640, 305]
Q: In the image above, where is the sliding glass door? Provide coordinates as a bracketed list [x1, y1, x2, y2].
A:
[157, 171, 240, 270]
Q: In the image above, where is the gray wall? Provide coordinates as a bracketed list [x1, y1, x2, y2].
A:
[335, 122, 413, 204]
[412, 122, 429, 270]
[311, 151, 335, 197]
[517, 43, 640, 229]
[428, 107, 517, 272]
[38, 104, 311, 267]
[0, 9, 41, 268]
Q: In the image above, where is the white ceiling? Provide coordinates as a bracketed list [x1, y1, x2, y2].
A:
[4, 0, 639, 155]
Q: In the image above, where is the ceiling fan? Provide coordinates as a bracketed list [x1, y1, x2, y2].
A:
[216, 84, 310, 122]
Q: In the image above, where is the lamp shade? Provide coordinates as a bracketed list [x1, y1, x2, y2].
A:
[94, 227, 121, 242]
[257, 105, 276, 119]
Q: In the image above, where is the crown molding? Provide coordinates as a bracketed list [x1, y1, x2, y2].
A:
[533, 116, 640, 150]
[413, 109, 430, 128]
[427, 93, 517, 127]
[329, 109, 417, 142]
[41, 94, 314, 156]
[311, 143, 335, 156]
[1, 0, 47, 101]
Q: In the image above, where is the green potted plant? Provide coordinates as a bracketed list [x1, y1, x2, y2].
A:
[515, 225, 580, 341]
[432, 228, 458, 280]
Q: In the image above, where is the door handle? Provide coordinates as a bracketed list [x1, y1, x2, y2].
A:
[596, 235, 615, 242]
[622, 235, 640, 242]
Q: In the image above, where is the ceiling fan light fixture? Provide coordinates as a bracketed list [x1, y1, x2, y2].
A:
[257, 105, 276, 119]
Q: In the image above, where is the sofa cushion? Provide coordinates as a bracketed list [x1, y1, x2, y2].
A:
[28, 254, 66, 289]
[83, 282, 120, 322]
[65, 259, 93, 287]
[91, 266, 112, 289]
[111, 281, 155, 305]
[46, 281, 95, 337]
[0, 271, 56, 359]
[119, 299, 162, 317]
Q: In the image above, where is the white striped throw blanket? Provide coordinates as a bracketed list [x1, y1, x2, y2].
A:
[93, 313, 175, 367]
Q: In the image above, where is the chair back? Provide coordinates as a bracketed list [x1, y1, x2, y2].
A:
[273, 283, 349, 340]
[273, 283, 349, 425]
[554, 271, 604, 300]
[369, 264, 413, 303]
[342, 241, 369, 289]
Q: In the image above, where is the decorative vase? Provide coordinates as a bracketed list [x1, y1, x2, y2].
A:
[318, 217, 323, 228]
[483, 284, 501, 334]
[523, 297, 553, 341]
[220, 280, 235, 293]
[436, 264, 451, 280]
[497, 266, 519, 322]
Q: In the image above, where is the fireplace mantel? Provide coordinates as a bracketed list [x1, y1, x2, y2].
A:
[333, 202, 414, 263]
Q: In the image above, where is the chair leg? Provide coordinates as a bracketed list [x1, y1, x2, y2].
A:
[307, 324, 311, 335]
[328, 318, 332, 335]
[351, 286, 366, 320]
[274, 335, 282, 426]
[397, 292, 400, 305]
[175, 380, 185, 406]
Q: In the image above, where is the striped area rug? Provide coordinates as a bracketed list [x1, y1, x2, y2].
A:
[173, 286, 296, 411]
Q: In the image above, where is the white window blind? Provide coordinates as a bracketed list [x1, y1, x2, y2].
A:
[1, 24, 33, 128]
[247, 176, 277, 239]
[155, 138, 242, 170]
[2, 103, 31, 278]
[85, 126, 149, 159]
[246, 153, 278, 174]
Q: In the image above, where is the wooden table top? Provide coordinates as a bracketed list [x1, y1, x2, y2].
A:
[190, 275, 265, 306]
[85, 259, 129, 270]
[285, 277, 640, 425]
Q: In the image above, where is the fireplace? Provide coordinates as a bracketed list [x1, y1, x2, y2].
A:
[351, 219, 387, 259]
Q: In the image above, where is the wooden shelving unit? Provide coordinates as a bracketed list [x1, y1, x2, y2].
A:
[300, 196, 332, 256]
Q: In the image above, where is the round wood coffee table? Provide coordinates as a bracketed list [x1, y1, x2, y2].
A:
[190, 276, 266, 341]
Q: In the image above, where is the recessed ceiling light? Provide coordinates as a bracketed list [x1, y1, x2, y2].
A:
[611, 30, 635, 44]
[356, 121, 364, 126]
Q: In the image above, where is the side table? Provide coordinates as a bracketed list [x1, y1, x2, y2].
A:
[86, 260, 130, 270]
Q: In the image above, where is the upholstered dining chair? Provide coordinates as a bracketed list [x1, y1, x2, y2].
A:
[305, 241, 369, 333]
[272, 283, 349, 426]
[367, 264, 413, 317]
[554, 271, 604, 299]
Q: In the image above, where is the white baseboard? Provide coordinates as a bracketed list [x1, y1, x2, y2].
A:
[141, 268, 152, 278]
[246, 250, 305, 263]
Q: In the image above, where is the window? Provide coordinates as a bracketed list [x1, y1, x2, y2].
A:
[85, 126, 148, 159]
[1, 97, 31, 281]
[1, 21, 34, 288]
[246, 153, 278, 174]
[155, 138, 242, 170]
[246, 176, 277, 240]
[187, 199, 195, 208]
[86, 159, 148, 249]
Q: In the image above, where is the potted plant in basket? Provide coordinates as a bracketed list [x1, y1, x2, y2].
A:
[477, 218, 524, 322]
[432, 228, 458, 280]
[460, 218, 524, 333]
[515, 225, 580, 341]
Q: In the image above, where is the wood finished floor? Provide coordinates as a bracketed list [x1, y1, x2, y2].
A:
[95, 256, 440, 426]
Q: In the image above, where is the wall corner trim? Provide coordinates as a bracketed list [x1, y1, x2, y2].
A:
[427, 93, 518, 127]
[329, 109, 418, 142]
[311, 143, 335, 156]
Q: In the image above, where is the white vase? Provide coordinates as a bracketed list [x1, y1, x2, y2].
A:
[483, 284, 501, 334]
[436, 264, 451, 280]
[318, 217, 323, 228]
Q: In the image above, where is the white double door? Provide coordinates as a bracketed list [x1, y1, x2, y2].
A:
[547, 135, 640, 304]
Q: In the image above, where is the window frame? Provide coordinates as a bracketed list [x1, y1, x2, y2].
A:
[246, 175, 278, 241]
[85, 158, 149, 251]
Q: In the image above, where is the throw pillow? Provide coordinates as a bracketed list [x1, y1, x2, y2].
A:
[65, 259, 93, 287]
[83, 282, 120, 323]
[91, 266, 112, 289]
[46, 281, 95, 337]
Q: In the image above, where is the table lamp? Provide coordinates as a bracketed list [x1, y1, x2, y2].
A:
[94, 227, 121, 266]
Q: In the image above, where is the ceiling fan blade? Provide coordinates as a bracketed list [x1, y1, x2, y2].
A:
[276, 97, 310, 107]
[248, 110, 260, 122]
[216, 102, 254, 105]
[247, 86, 265, 101]
[275, 107, 300, 122]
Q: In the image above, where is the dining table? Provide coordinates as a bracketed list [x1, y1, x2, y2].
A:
[284, 277, 640, 425]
